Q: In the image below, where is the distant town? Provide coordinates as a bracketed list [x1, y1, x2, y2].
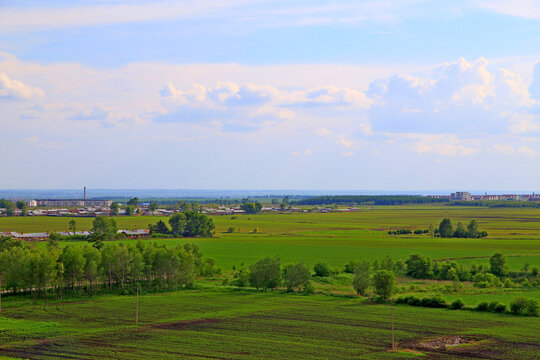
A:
[428, 192, 540, 202]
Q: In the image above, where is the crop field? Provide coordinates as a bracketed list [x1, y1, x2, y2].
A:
[1, 205, 539, 359]
[2, 206, 538, 271]
[0, 290, 539, 359]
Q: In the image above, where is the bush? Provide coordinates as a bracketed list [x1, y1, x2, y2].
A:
[313, 262, 330, 277]
[510, 297, 528, 315]
[487, 301, 506, 313]
[420, 295, 447, 308]
[226, 227, 236, 233]
[302, 281, 315, 295]
[476, 301, 489, 312]
[252, 228, 260, 233]
[525, 299, 539, 316]
[450, 299, 465, 310]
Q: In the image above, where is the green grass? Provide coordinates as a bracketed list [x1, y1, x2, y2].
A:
[0, 289, 538, 359]
[0, 206, 539, 359]
[4, 206, 538, 272]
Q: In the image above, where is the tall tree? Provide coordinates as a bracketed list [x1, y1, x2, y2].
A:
[352, 261, 370, 295]
[467, 220, 479, 238]
[283, 262, 311, 292]
[372, 270, 395, 300]
[16, 201, 27, 216]
[249, 257, 281, 290]
[438, 218, 454, 238]
[127, 197, 139, 206]
[88, 216, 118, 249]
[69, 219, 77, 234]
[110, 202, 119, 216]
[490, 253, 508, 277]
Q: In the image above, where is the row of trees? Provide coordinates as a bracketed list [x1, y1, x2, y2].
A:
[0, 238, 213, 300]
[0, 199, 27, 216]
[147, 211, 215, 237]
[437, 218, 487, 238]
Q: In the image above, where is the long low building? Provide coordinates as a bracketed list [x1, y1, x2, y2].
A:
[0, 229, 149, 241]
[36, 199, 113, 207]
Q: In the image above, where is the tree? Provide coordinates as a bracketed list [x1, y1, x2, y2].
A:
[127, 197, 139, 206]
[5, 202, 15, 217]
[467, 220, 479, 238]
[149, 203, 158, 212]
[177, 200, 191, 212]
[240, 202, 262, 214]
[352, 261, 370, 296]
[169, 213, 187, 236]
[69, 219, 77, 234]
[249, 257, 281, 290]
[149, 220, 170, 234]
[438, 218, 453, 238]
[453, 221, 467, 238]
[372, 270, 395, 300]
[110, 202, 119, 216]
[489, 253, 508, 277]
[125, 206, 135, 216]
[183, 211, 215, 237]
[283, 263, 311, 292]
[16, 201, 27, 216]
[88, 216, 118, 249]
[405, 254, 433, 279]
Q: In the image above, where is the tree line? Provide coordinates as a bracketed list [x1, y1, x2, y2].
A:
[0, 237, 220, 301]
[294, 195, 449, 206]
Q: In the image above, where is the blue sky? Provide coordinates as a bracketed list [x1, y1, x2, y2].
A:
[1, 0, 539, 191]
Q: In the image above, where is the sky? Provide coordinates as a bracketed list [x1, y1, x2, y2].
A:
[1, 0, 540, 192]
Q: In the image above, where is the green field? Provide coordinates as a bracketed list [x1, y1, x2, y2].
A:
[1, 290, 539, 359]
[0, 205, 539, 359]
[3, 206, 538, 270]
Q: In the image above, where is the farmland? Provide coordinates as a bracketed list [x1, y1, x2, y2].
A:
[1, 290, 539, 359]
[0, 205, 539, 359]
[1, 206, 538, 271]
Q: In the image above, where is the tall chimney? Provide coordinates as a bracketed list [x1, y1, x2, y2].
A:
[84, 187, 86, 201]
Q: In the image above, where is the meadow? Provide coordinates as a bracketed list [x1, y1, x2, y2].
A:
[0, 205, 539, 359]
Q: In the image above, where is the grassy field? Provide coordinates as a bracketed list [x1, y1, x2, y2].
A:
[0, 289, 539, 359]
[2, 206, 538, 271]
[0, 205, 539, 359]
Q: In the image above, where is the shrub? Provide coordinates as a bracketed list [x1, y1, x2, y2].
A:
[510, 297, 528, 315]
[252, 228, 260, 233]
[313, 262, 330, 277]
[407, 296, 422, 306]
[525, 299, 539, 316]
[420, 295, 447, 308]
[450, 299, 465, 310]
[226, 227, 236, 233]
[302, 281, 315, 295]
[476, 301, 489, 312]
[503, 278, 514, 288]
[487, 301, 506, 313]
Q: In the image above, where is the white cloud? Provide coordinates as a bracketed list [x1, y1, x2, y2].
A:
[367, 57, 540, 134]
[316, 127, 332, 136]
[0, 72, 44, 100]
[476, 0, 540, 20]
[389, 133, 480, 157]
[336, 137, 355, 149]
[341, 151, 354, 157]
[516, 146, 537, 157]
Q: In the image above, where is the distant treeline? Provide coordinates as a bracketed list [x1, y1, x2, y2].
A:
[449, 201, 540, 208]
[295, 195, 449, 206]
